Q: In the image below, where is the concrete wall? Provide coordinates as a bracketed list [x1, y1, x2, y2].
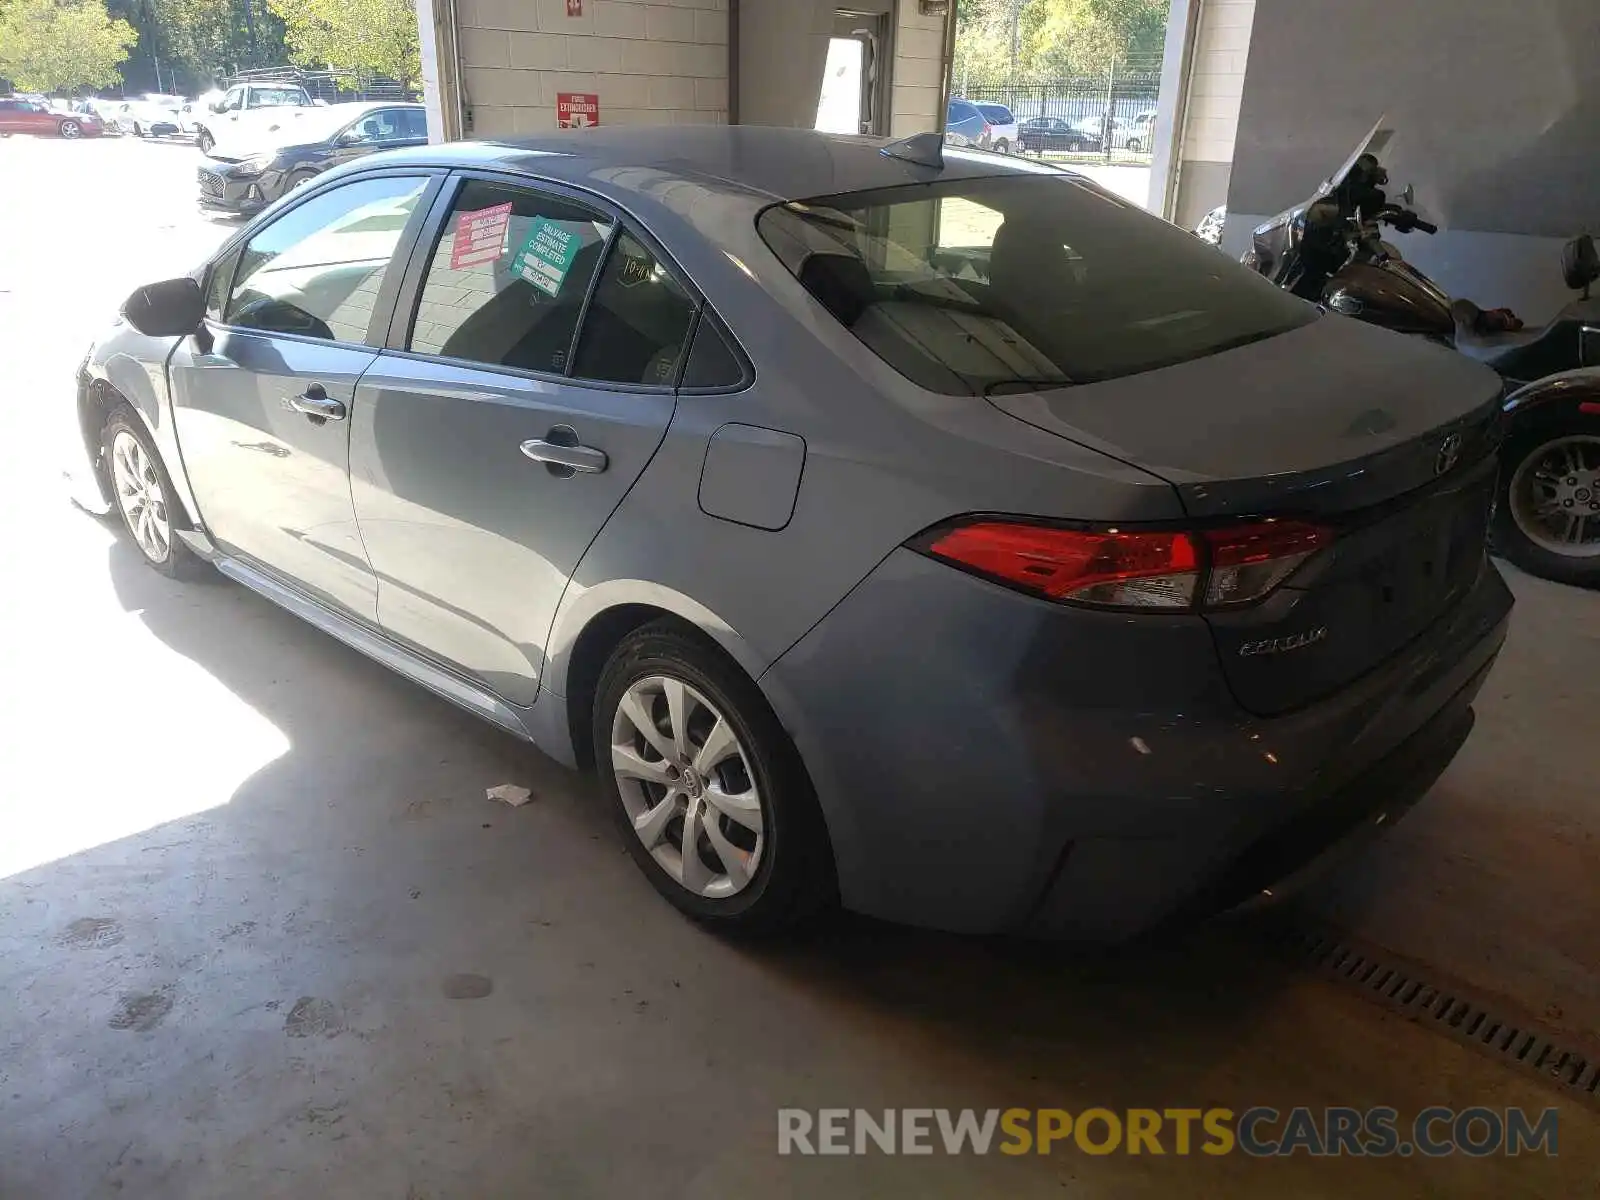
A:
[735, 0, 833, 127]
[425, 0, 950, 145]
[454, 0, 730, 136]
[1164, 0, 1254, 229]
[889, 0, 947, 137]
[1228, 0, 1600, 320]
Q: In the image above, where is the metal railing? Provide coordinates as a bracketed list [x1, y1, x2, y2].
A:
[955, 70, 1162, 163]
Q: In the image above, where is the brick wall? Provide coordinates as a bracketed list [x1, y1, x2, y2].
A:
[455, 0, 729, 137]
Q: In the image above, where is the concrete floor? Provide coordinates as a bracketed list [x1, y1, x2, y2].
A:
[1, 136, 1597, 1198]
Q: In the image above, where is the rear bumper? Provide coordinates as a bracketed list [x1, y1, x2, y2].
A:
[761, 547, 1513, 940]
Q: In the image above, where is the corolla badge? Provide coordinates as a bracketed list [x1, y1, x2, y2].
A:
[1238, 626, 1329, 658]
[1435, 432, 1464, 476]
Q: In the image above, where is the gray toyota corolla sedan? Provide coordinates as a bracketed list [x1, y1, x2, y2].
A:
[69, 127, 1513, 939]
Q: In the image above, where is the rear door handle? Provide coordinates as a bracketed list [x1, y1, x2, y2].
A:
[520, 437, 608, 474]
[287, 387, 346, 422]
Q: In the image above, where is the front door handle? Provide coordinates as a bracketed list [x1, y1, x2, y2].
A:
[287, 386, 346, 422]
[520, 435, 608, 475]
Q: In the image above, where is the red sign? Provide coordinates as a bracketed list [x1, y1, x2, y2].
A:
[557, 92, 600, 129]
[450, 202, 512, 269]
[565, 0, 581, 15]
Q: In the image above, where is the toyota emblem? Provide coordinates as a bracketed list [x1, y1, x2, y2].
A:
[1435, 432, 1463, 476]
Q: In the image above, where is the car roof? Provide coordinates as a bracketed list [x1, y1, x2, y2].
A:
[364, 126, 1050, 204]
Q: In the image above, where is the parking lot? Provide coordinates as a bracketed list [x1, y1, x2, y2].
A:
[1, 133, 1598, 1197]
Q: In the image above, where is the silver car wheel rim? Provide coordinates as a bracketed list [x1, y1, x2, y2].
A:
[61, 121, 80, 139]
[1509, 434, 1600, 558]
[611, 675, 765, 899]
[111, 430, 171, 563]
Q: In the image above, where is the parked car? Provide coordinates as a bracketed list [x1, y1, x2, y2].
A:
[194, 81, 316, 154]
[1118, 109, 1157, 153]
[70, 98, 125, 134]
[972, 102, 1020, 155]
[1018, 115, 1101, 154]
[112, 96, 183, 138]
[198, 102, 428, 215]
[0, 96, 103, 139]
[73, 128, 1513, 940]
[944, 98, 992, 149]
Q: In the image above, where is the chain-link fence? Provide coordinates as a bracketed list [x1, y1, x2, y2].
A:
[955, 66, 1162, 164]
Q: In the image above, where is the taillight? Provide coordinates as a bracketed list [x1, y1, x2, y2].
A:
[920, 518, 1328, 612]
[1201, 521, 1328, 607]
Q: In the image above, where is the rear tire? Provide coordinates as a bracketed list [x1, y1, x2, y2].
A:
[132, 122, 144, 137]
[1126, 137, 1143, 153]
[994, 138, 1010, 155]
[1491, 412, 1600, 588]
[101, 408, 206, 580]
[594, 622, 834, 934]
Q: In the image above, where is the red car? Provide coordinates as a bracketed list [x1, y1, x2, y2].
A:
[0, 97, 103, 139]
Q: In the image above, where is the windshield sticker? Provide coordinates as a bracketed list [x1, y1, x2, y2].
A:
[511, 219, 583, 297]
[450, 202, 513, 269]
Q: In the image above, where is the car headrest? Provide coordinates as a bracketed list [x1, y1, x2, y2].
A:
[1562, 233, 1599, 291]
[797, 253, 876, 328]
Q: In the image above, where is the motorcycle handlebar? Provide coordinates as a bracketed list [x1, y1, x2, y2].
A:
[1413, 218, 1439, 235]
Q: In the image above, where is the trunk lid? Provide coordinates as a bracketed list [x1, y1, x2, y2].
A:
[986, 314, 1505, 714]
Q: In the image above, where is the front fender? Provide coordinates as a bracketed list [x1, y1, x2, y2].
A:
[81, 327, 202, 527]
[1502, 368, 1600, 432]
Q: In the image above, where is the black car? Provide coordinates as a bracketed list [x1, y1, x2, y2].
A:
[199, 103, 428, 215]
[1018, 116, 1102, 155]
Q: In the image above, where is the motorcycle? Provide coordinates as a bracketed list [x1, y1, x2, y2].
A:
[1243, 120, 1600, 587]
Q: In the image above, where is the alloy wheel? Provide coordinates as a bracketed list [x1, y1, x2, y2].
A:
[110, 430, 172, 563]
[1509, 434, 1600, 558]
[60, 120, 80, 139]
[610, 675, 764, 899]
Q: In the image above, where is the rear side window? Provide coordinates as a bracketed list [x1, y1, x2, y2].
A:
[757, 176, 1314, 394]
[977, 104, 1014, 125]
[681, 314, 747, 390]
[572, 231, 697, 386]
[408, 180, 614, 374]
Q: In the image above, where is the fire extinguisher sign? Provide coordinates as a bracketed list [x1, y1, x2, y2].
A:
[557, 92, 600, 129]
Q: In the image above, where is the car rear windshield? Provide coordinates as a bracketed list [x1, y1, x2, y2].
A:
[976, 104, 1014, 124]
[756, 174, 1314, 394]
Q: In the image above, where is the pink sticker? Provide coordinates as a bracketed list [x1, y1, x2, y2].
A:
[450, 202, 513, 269]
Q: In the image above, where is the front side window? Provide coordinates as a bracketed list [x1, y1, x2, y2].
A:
[408, 180, 614, 374]
[758, 175, 1315, 394]
[224, 174, 428, 343]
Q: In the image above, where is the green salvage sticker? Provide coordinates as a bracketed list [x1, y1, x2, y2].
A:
[511, 220, 583, 297]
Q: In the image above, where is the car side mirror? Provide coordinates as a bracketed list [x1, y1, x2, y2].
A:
[123, 277, 205, 338]
[210, 100, 226, 113]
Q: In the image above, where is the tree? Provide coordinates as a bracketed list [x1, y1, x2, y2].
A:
[0, 0, 138, 92]
[266, 0, 418, 86]
[955, 0, 1169, 82]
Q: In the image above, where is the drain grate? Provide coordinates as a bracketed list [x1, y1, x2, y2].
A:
[1270, 923, 1600, 1108]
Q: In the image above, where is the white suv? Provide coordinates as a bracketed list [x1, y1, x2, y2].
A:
[973, 102, 1020, 155]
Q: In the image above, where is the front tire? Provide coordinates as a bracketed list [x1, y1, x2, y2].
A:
[58, 119, 81, 139]
[197, 128, 214, 153]
[1492, 413, 1600, 588]
[1126, 137, 1143, 153]
[594, 622, 834, 934]
[993, 138, 1010, 155]
[284, 168, 317, 192]
[102, 409, 204, 579]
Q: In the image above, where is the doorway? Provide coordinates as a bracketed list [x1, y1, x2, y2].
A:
[815, 7, 892, 136]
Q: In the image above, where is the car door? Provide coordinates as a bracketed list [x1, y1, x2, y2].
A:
[0, 100, 21, 134]
[328, 108, 423, 169]
[348, 176, 694, 705]
[167, 172, 438, 622]
[16, 101, 54, 135]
